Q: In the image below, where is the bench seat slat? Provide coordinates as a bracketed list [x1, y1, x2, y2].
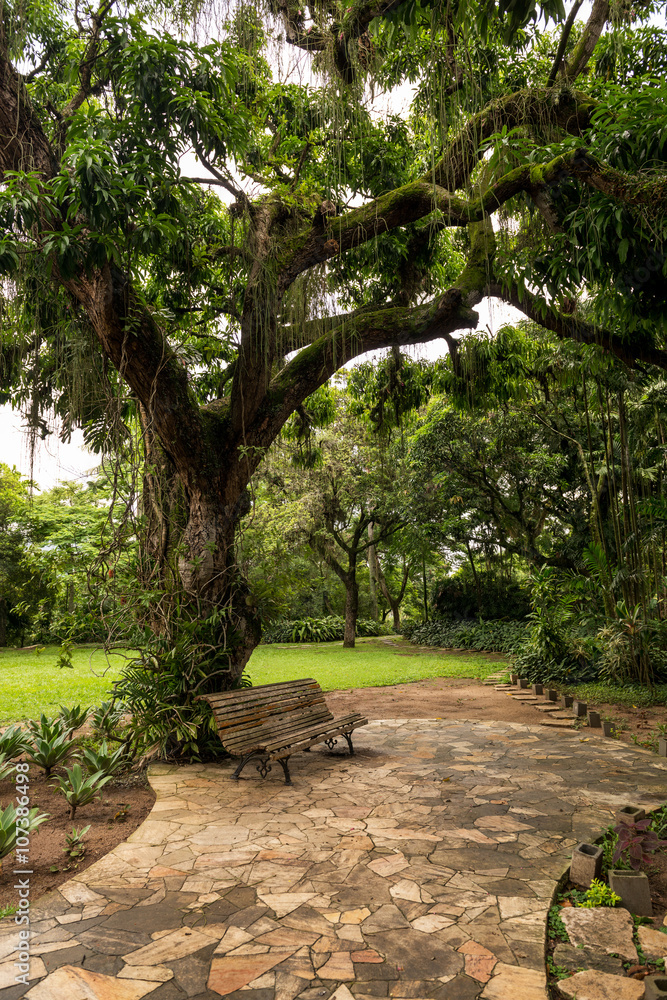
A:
[221, 712, 361, 753]
[206, 694, 328, 730]
[220, 709, 335, 749]
[203, 679, 320, 705]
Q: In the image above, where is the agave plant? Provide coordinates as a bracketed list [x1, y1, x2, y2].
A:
[52, 764, 112, 820]
[0, 753, 16, 783]
[25, 731, 74, 777]
[91, 701, 125, 738]
[27, 714, 69, 742]
[82, 740, 128, 778]
[0, 804, 50, 863]
[57, 705, 91, 739]
[0, 725, 31, 760]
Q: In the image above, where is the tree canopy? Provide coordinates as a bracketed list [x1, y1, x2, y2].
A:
[0, 0, 665, 678]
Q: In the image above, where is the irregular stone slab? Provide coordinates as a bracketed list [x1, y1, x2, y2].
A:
[257, 893, 316, 917]
[637, 925, 667, 960]
[555, 969, 644, 1000]
[118, 965, 174, 982]
[122, 927, 213, 966]
[316, 951, 356, 980]
[340, 907, 371, 924]
[351, 949, 384, 963]
[208, 950, 297, 995]
[330, 987, 355, 1000]
[560, 907, 638, 962]
[367, 856, 410, 878]
[362, 904, 410, 933]
[368, 928, 463, 981]
[0, 956, 46, 989]
[457, 940, 497, 983]
[480, 962, 547, 999]
[411, 915, 454, 933]
[24, 965, 160, 999]
[552, 943, 624, 975]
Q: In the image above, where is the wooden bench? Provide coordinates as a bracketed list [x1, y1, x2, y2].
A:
[200, 678, 367, 784]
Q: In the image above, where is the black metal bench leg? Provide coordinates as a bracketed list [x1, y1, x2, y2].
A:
[343, 732, 355, 755]
[278, 757, 292, 785]
[232, 753, 255, 780]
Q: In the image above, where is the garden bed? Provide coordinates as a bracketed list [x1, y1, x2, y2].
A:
[0, 767, 154, 915]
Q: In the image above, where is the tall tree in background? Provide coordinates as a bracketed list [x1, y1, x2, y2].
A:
[0, 0, 665, 682]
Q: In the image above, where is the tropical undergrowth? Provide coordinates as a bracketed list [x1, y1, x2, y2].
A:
[262, 615, 392, 644]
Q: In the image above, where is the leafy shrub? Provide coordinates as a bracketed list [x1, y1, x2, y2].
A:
[575, 879, 620, 907]
[511, 566, 600, 684]
[0, 725, 31, 760]
[91, 701, 125, 738]
[613, 817, 667, 870]
[432, 573, 531, 621]
[63, 824, 91, 860]
[82, 740, 128, 778]
[58, 705, 90, 738]
[400, 618, 422, 640]
[404, 617, 530, 654]
[112, 657, 223, 762]
[0, 803, 50, 861]
[263, 616, 390, 643]
[597, 605, 667, 685]
[52, 764, 112, 819]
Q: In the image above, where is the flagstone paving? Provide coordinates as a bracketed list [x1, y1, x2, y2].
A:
[3, 718, 667, 1000]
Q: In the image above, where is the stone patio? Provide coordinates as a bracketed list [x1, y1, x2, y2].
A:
[2, 718, 667, 1000]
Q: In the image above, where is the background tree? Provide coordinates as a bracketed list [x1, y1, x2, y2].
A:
[0, 0, 665, 686]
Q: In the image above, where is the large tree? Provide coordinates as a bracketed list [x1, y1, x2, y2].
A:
[0, 0, 665, 681]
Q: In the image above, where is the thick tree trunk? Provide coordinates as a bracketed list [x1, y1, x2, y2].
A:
[343, 570, 359, 648]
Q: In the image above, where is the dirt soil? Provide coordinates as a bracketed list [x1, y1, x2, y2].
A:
[0, 769, 154, 912]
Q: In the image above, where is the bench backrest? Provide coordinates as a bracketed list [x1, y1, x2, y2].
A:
[201, 679, 333, 746]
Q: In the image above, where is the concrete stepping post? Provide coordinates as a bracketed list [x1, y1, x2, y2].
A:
[532, 683, 543, 696]
[645, 975, 667, 999]
[615, 806, 646, 825]
[546, 689, 558, 701]
[609, 869, 653, 916]
[573, 701, 587, 717]
[561, 695, 573, 709]
[569, 843, 603, 887]
[588, 711, 601, 728]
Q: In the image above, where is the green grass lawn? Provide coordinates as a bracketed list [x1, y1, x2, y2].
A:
[0, 645, 130, 724]
[246, 637, 506, 691]
[0, 637, 505, 724]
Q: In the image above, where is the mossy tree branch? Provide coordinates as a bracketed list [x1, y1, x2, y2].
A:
[487, 281, 667, 371]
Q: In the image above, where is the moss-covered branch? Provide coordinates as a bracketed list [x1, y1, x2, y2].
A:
[254, 289, 478, 445]
[488, 281, 667, 371]
[280, 146, 665, 294]
[429, 88, 597, 192]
